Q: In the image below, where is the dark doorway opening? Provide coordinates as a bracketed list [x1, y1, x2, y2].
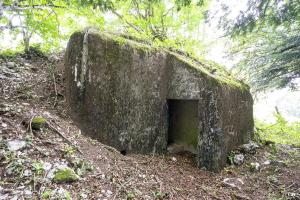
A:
[167, 99, 198, 154]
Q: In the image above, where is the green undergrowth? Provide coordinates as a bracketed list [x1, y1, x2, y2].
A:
[256, 112, 300, 147]
[0, 46, 50, 60]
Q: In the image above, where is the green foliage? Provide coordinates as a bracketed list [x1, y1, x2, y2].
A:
[0, 0, 105, 53]
[53, 167, 79, 183]
[32, 161, 45, 175]
[127, 191, 135, 199]
[1, 0, 210, 59]
[42, 189, 52, 199]
[216, 0, 300, 91]
[62, 145, 76, 156]
[152, 190, 165, 199]
[256, 112, 300, 147]
[227, 151, 235, 165]
[31, 116, 47, 130]
[217, 0, 300, 36]
[230, 26, 300, 92]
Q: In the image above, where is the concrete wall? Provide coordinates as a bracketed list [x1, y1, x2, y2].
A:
[64, 30, 254, 171]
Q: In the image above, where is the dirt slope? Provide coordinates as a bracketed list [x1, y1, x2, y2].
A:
[0, 52, 299, 200]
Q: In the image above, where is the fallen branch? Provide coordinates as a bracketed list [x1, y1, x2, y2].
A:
[52, 72, 58, 108]
[27, 115, 34, 136]
[46, 121, 83, 155]
[113, 176, 134, 200]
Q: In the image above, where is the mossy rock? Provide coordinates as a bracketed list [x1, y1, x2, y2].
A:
[53, 167, 79, 183]
[31, 116, 46, 130]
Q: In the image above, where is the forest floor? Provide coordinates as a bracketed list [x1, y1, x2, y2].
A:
[0, 52, 299, 200]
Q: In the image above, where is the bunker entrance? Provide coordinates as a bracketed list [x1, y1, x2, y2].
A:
[167, 99, 198, 155]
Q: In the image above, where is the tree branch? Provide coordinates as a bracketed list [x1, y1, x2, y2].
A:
[111, 9, 143, 33]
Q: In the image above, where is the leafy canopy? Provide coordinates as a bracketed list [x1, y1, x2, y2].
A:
[1, 0, 209, 57]
[0, 0, 105, 52]
[217, 0, 300, 92]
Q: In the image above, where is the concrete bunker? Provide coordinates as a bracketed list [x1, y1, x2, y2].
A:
[64, 29, 254, 171]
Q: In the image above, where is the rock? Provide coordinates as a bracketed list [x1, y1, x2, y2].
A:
[7, 140, 26, 151]
[24, 63, 32, 68]
[23, 169, 32, 177]
[43, 162, 52, 172]
[6, 62, 16, 69]
[51, 188, 71, 199]
[0, 65, 15, 76]
[240, 141, 260, 154]
[262, 160, 271, 165]
[249, 162, 260, 172]
[223, 178, 244, 190]
[1, 123, 7, 128]
[23, 190, 32, 198]
[106, 190, 112, 197]
[10, 196, 18, 200]
[171, 157, 177, 162]
[80, 193, 88, 199]
[53, 167, 79, 183]
[271, 160, 287, 167]
[233, 154, 244, 166]
[0, 186, 9, 200]
[31, 116, 46, 130]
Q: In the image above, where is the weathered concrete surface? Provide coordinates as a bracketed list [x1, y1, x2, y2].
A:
[64, 29, 254, 171]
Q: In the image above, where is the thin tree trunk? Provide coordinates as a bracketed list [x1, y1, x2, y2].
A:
[24, 36, 30, 53]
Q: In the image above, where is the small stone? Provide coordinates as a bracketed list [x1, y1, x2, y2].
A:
[53, 167, 79, 183]
[249, 162, 260, 171]
[7, 140, 26, 151]
[10, 196, 18, 200]
[80, 193, 88, 199]
[138, 174, 146, 179]
[171, 157, 177, 162]
[6, 62, 16, 69]
[271, 160, 287, 167]
[23, 169, 32, 177]
[106, 190, 112, 196]
[233, 154, 244, 166]
[54, 188, 71, 199]
[262, 160, 271, 165]
[43, 162, 52, 172]
[1, 123, 7, 128]
[101, 174, 105, 179]
[24, 63, 32, 68]
[24, 190, 32, 198]
[223, 178, 244, 189]
[240, 141, 260, 154]
[31, 116, 46, 130]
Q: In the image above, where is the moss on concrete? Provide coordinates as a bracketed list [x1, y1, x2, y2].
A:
[76, 29, 246, 91]
[169, 52, 248, 90]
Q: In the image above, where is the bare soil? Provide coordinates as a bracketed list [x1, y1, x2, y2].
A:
[0, 52, 299, 200]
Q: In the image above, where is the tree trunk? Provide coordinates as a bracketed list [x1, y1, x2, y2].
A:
[24, 37, 30, 53]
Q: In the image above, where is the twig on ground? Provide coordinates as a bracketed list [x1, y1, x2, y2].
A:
[27, 115, 34, 136]
[46, 121, 83, 155]
[52, 72, 58, 108]
[113, 176, 134, 200]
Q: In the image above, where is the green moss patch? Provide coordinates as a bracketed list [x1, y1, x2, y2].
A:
[53, 167, 79, 183]
[31, 116, 46, 130]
